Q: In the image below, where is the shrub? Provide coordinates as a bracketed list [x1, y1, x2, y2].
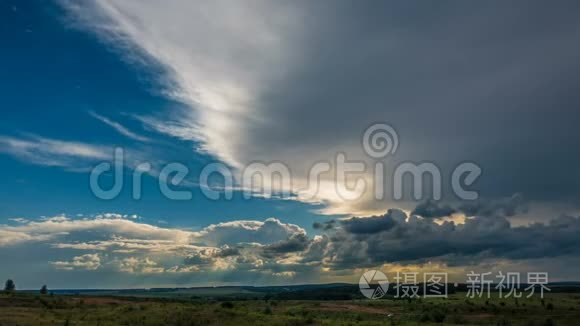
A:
[450, 314, 466, 324]
[4, 280, 15, 292]
[419, 310, 445, 323]
[543, 318, 554, 326]
[431, 310, 446, 323]
[496, 318, 511, 326]
[220, 301, 234, 309]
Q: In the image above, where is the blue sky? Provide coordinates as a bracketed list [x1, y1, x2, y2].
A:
[0, 1, 325, 230]
[1, 1, 580, 289]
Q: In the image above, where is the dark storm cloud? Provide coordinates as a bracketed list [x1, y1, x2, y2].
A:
[249, 0, 580, 203]
[306, 210, 580, 269]
[262, 233, 310, 257]
[340, 209, 404, 234]
[312, 220, 336, 231]
[411, 194, 528, 218]
[412, 200, 456, 218]
[458, 193, 528, 217]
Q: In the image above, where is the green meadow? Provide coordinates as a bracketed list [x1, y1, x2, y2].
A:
[1, 291, 578, 325]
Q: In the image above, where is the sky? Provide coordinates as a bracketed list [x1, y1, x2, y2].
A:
[1, 0, 580, 289]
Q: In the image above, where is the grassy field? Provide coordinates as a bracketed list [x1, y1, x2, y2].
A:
[0, 292, 578, 325]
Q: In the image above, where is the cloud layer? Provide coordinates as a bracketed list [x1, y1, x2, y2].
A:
[2, 206, 580, 286]
[61, 0, 580, 215]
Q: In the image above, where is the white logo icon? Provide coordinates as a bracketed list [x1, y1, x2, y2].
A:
[359, 270, 389, 299]
[362, 123, 398, 158]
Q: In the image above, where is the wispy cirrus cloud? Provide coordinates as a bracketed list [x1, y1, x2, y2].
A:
[0, 134, 110, 170]
[89, 110, 151, 142]
[0, 132, 162, 177]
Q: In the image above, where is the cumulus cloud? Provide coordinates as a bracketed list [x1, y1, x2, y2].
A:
[113, 257, 165, 274]
[340, 209, 405, 234]
[2, 209, 580, 284]
[310, 211, 580, 269]
[412, 200, 457, 219]
[0, 214, 306, 277]
[262, 233, 310, 257]
[194, 218, 305, 246]
[50, 254, 101, 271]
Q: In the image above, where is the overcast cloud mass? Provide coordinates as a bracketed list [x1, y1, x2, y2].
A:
[61, 0, 580, 215]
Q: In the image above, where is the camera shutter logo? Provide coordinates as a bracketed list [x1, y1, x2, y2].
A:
[359, 270, 389, 299]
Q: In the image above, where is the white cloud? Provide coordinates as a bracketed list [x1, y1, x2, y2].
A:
[0, 214, 307, 276]
[41, 215, 70, 222]
[272, 271, 296, 278]
[50, 253, 101, 271]
[8, 218, 29, 224]
[194, 218, 305, 246]
[0, 214, 304, 250]
[113, 257, 165, 274]
[89, 110, 151, 142]
[94, 213, 140, 220]
[1, 216, 193, 245]
[0, 135, 110, 169]
[0, 229, 52, 246]
[52, 237, 202, 254]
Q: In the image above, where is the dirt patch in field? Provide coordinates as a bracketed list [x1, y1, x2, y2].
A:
[71, 297, 148, 306]
[314, 303, 391, 315]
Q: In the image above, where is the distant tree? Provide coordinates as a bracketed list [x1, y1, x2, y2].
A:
[40, 285, 48, 295]
[4, 279, 15, 292]
[220, 301, 234, 309]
